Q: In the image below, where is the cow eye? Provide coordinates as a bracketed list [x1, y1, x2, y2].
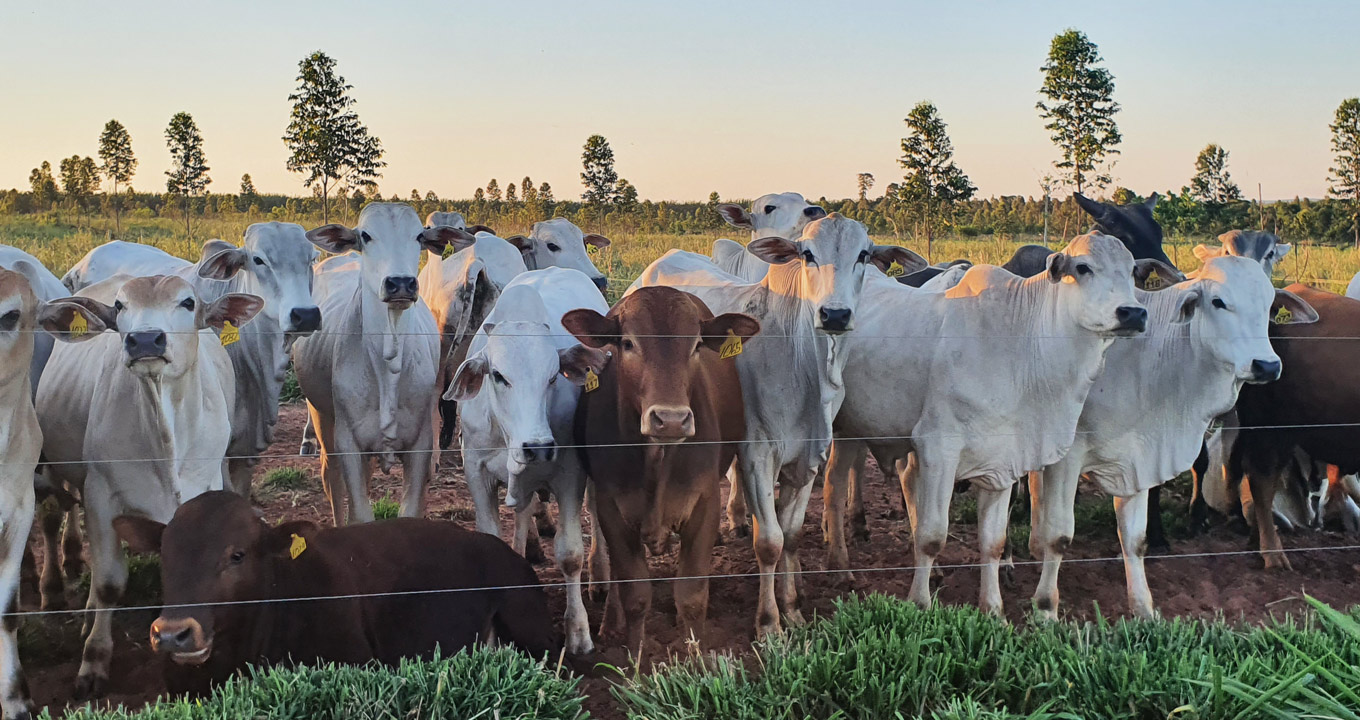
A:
[491, 370, 509, 387]
[180, 298, 196, 311]
[229, 550, 246, 565]
[546, 243, 561, 253]
[857, 250, 870, 265]
[621, 338, 635, 351]
[113, 300, 124, 312]
[549, 374, 558, 385]
[1075, 263, 1092, 276]
[360, 231, 372, 243]
[253, 257, 266, 266]
[763, 205, 777, 214]
[1212, 298, 1227, 310]
[0, 309, 20, 331]
[801, 250, 816, 264]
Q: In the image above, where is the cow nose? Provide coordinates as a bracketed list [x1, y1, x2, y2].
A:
[643, 405, 695, 439]
[1115, 305, 1148, 332]
[804, 205, 827, 219]
[289, 306, 322, 333]
[125, 331, 167, 360]
[150, 617, 199, 654]
[382, 276, 419, 302]
[592, 276, 609, 293]
[521, 442, 556, 463]
[1250, 358, 1282, 382]
[819, 307, 852, 332]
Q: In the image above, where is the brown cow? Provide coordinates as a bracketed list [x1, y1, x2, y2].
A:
[563, 287, 759, 657]
[113, 491, 554, 695]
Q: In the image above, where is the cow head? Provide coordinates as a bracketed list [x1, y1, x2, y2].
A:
[506, 219, 610, 293]
[444, 285, 606, 498]
[1174, 255, 1317, 384]
[197, 223, 323, 338]
[564, 286, 760, 442]
[1194, 230, 1291, 278]
[1046, 232, 1147, 337]
[716, 192, 828, 241]
[746, 213, 926, 333]
[42, 275, 263, 380]
[1073, 193, 1172, 267]
[306, 203, 475, 311]
[113, 491, 318, 667]
[425, 211, 467, 234]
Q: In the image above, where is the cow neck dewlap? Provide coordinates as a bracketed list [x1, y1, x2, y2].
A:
[759, 260, 820, 382]
[1013, 273, 1115, 400]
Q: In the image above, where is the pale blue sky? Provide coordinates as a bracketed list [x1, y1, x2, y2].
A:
[2, 1, 1356, 201]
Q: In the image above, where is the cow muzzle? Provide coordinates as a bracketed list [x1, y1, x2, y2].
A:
[1112, 305, 1148, 335]
[818, 307, 853, 333]
[150, 616, 212, 665]
[288, 306, 322, 334]
[514, 441, 557, 465]
[642, 405, 695, 441]
[124, 331, 168, 364]
[381, 276, 419, 306]
[1248, 358, 1282, 383]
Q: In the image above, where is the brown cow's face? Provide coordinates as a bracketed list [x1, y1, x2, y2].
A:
[113, 492, 316, 666]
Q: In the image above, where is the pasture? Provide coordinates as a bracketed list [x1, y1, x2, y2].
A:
[7, 212, 1360, 719]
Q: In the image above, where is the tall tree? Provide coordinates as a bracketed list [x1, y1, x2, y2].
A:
[506, 182, 518, 204]
[1037, 29, 1122, 194]
[486, 179, 502, 203]
[28, 161, 58, 212]
[473, 187, 485, 203]
[1329, 98, 1360, 249]
[856, 173, 876, 202]
[897, 101, 976, 257]
[164, 111, 211, 239]
[580, 134, 619, 208]
[538, 181, 554, 206]
[1190, 143, 1242, 205]
[283, 51, 385, 224]
[59, 155, 100, 213]
[521, 176, 537, 205]
[238, 173, 258, 212]
[98, 119, 137, 233]
[615, 178, 639, 212]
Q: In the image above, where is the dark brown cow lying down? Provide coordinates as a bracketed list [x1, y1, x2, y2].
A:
[564, 287, 758, 658]
[114, 491, 554, 695]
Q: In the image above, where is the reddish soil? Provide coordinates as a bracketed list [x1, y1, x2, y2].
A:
[22, 405, 1360, 719]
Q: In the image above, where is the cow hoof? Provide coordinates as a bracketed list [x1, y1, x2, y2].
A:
[298, 441, 317, 457]
[1263, 554, 1293, 571]
[783, 608, 806, 626]
[851, 524, 870, 543]
[729, 523, 751, 539]
[73, 673, 107, 701]
[524, 541, 548, 566]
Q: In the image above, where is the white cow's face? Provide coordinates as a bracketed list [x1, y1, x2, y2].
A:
[1180, 255, 1317, 383]
[717, 192, 828, 240]
[425, 211, 467, 231]
[305, 203, 474, 311]
[199, 223, 322, 336]
[508, 219, 609, 293]
[0, 269, 38, 383]
[746, 213, 926, 333]
[1048, 232, 1146, 337]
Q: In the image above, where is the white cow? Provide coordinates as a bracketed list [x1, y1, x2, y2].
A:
[825, 232, 1146, 614]
[0, 246, 70, 392]
[1029, 255, 1317, 619]
[630, 213, 925, 635]
[445, 267, 608, 655]
[61, 240, 187, 292]
[37, 274, 262, 697]
[292, 203, 473, 524]
[505, 218, 611, 291]
[712, 193, 828, 282]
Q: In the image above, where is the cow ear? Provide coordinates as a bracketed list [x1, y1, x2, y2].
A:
[505, 235, 535, 265]
[200, 293, 265, 331]
[561, 308, 619, 349]
[1273, 290, 1320, 325]
[445, 354, 489, 401]
[558, 344, 609, 386]
[870, 245, 928, 274]
[198, 241, 250, 281]
[1045, 253, 1069, 284]
[420, 226, 476, 255]
[583, 233, 611, 249]
[1192, 244, 1223, 262]
[113, 516, 165, 555]
[465, 224, 496, 235]
[1173, 287, 1202, 324]
[700, 312, 761, 352]
[38, 299, 113, 342]
[306, 224, 360, 254]
[1273, 243, 1292, 261]
[266, 521, 320, 556]
[716, 204, 753, 230]
[1145, 193, 1160, 209]
[746, 236, 801, 265]
[1133, 258, 1185, 291]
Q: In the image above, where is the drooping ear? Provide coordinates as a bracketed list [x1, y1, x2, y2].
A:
[699, 312, 761, 352]
[445, 354, 489, 401]
[37, 299, 113, 342]
[420, 226, 476, 255]
[558, 344, 609, 386]
[199, 293, 265, 331]
[746, 236, 801, 265]
[1132, 258, 1185, 291]
[306, 224, 361, 254]
[1192, 244, 1224, 262]
[583, 233, 611, 249]
[265, 520, 321, 556]
[112, 516, 166, 555]
[1045, 253, 1070, 283]
[870, 245, 928, 274]
[716, 203, 753, 230]
[449, 263, 499, 360]
[1173, 286, 1203, 324]
[198, 240, 251, 281]
[505, 235, 536, 267]
[1273, 290, 1320, 325]
[561, 308, 619, 349]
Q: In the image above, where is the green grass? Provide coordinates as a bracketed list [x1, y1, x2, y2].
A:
[372, 495, 400, 520]
[260, 467, 310, 491]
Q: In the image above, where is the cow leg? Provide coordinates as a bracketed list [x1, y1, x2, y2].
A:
[37, 495, 66, 611]
[1331, 469, 1360, 535]
[742, 452, 783, 638]
[976, 483, 1014, 615]
[226, 458, 254, 498]
[847, 443, 870, 542]
[0, 484, 35, 720]
[553, 478, 593, 656]
[675, 488, 719, 647]
[594, 494, 648, 658]
[725, 459, 749, 537]
[1144, 486, 1168, 552]
[822, 439, 862, 577]
[332, 434, 374, 525]
[298, 412, 319, 457]
[463, 454, 502, 538]
[1188, 440, 1211, 534]
[398, 439, 434, 519]
[585, 486, 612, 604]
[904, 444, 959, 608]
[1031, 461, 1079, 620]
[61, 506, 83, 581]
[1247, 468, 1290, 570]
[1114, 490, 1156, 618]
[774, 477, 814, 625]
[74, 486, 128, 700]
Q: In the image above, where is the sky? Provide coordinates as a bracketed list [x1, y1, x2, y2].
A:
[2, 1, 1357, 202]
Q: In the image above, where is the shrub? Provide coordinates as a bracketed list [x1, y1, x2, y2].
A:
[372, 495, 400, 520]
[260, 467, 309, 491]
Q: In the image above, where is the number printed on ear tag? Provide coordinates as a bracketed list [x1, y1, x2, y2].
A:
[289, 533, 307, 559]
[1273, 307, 1292, 324]
[885, 261, 905, 277]
[584, 368, 600, 393]
[1144, 269, 1163, 290]
[220, 320, 240, 346]
[719, 330, 743, 359]
[68, 313, 88, 339]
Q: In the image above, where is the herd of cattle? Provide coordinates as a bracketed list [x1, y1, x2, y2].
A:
[1, 192, 1359, 716]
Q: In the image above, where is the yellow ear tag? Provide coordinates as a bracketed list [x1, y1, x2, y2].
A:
[584, 369, 599, 393]
[719, 330, 743, 359]
[68, 313, 88, 339]
[289, 533, 307, 559]
[885, 261, 905, 278]
[1273, 307, 1292, 325]
[220, 320, 240, 347]
[1144, 269, 1163, 290]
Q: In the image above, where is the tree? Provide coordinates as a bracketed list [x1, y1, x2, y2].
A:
[521, 176, 537, 205]
[1037, 29, 1122, 194]
[1329, 98, 1360, 249]
[580, 134, 618, 208]
[856, 173, 876, 202]
[615, 178, 639, 212]
[28, 161, 59, 212]
[473, 187, 485, 203]
[98, 119, 136, 233]
[59, 155, 100, 213]
[164, 111, 211, 239]
[506, 182, 518, 204]
[424, 190, 438, 203]
[486, 179, 501, 203]
[283, 51, 385, 224]
[1190, 144, 1242, 205]
[539, 182, 554, 204]
[238, 173, 258, 212]
[897, 101, 976, 257]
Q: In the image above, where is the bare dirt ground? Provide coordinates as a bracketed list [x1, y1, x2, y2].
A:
[21, 405, 1360, 719]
